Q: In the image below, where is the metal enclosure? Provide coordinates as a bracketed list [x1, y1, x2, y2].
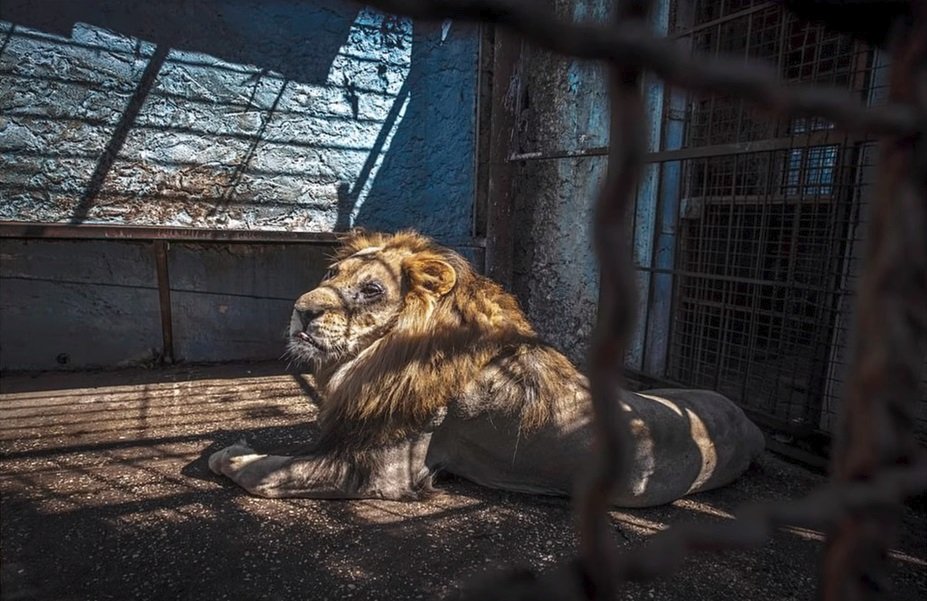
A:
[633, 1, 927, 441]
[634, 2, 876, 434]
[488, 0, 927, 442]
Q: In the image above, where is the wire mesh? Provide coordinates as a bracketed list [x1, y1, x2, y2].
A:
[664, 140, 869, 431]
[628, 1, 927, 442]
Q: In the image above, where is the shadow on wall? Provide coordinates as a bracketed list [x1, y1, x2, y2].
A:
[0, 0, 359, 84]
[0, 0, 477, 245]
[0, 1, 479, 370]
[356, 19, 477, 245]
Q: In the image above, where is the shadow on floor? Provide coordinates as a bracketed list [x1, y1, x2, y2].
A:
[1, 364, 925, 601]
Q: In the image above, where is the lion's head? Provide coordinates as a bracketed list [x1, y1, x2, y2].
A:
[286, 230, 483, 369]
[285, 230, 545, 444]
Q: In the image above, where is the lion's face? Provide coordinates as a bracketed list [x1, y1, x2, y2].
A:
[286, 246, 406, 366]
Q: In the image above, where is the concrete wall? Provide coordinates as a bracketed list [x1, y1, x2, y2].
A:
[167, 242, 333, 364]
[508, 0, 671, 371]
[0, 238, 163, 370]
[0, 238, 334, 371]
[510, 0, 610, 366]
[0, 0, 481, 371]
[0, 0, 478, 245]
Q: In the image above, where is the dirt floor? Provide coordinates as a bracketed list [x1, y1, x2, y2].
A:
[1, 363, 924, 601]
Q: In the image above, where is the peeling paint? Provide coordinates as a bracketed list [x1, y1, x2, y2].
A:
[510, 0, 610, 364]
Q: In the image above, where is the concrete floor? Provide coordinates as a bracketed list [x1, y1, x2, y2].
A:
[1, 363, 925, 601]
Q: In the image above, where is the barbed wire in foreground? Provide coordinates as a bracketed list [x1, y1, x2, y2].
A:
[820, 5, 927, 598]
[577, 0, 649, 597]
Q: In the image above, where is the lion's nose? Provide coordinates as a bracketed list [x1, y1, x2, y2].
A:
[296, 308, 323, 329]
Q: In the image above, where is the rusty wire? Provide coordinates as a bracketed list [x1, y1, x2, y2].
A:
[355, 0, 927, 599]
[578, 1, 650, 599]
[821, 7, 927, 600]
[361, 0, 920, 137]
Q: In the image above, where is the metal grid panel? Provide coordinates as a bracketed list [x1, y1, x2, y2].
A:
[667, 143, 863, 429]
[638, 0, 927, 438]
[685, 7, 865, 150]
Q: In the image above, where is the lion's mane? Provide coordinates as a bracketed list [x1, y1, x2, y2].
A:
[312, 230, 578, 452]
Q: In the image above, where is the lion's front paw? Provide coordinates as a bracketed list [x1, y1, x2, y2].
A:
[208, 440, 256, 476]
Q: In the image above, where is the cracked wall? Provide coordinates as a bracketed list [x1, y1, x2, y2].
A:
[510, 0, 610, 366]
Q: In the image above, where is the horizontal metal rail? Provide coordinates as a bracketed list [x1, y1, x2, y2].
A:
[508, 130, 862, 163]
[0, 221, 341, 244]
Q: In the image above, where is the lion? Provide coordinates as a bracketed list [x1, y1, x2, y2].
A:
[208, 230, 764, 507]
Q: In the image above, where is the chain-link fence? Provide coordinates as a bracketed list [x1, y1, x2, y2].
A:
[360, 1, 927, 600]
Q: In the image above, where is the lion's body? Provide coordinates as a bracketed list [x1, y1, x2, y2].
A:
[209, 231, 764, 507]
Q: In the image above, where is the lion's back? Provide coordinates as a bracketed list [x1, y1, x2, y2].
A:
[424, 348, 764, 507]
[424, 342, 594, 496]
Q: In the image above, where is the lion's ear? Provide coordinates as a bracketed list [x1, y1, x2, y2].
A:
[403, 254, 457, 297]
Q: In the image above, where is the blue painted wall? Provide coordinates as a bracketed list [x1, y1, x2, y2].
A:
[0, 0, 478, 246]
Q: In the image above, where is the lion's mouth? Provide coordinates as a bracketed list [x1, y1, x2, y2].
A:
[293, 331, 324, 350]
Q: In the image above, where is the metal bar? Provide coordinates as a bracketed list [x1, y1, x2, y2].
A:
[473, 22, 497, 239]
[681, 193, 841, 205]
[629, 0, 672, 372]
[713, 154, 739, 391]
[661, 1, 696, 376]
[820, 10, 927, 599]
[508, 146, 609, 162]
[771, 137, 810, 421]
[741, 136, 780, 406]
[508, 130, 859, 163]
[690, 158, 711, 384]
[806, 133, 856, 426]
[0, 222, 341, 244]
[642, 83, 685, 376]
[677, 296, 824, 328]
[632, 264, 845, 297]
[152, 241, 175, 365]
[484, 28, 521, 287]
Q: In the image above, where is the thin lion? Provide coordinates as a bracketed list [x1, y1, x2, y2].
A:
[208, 230, 764, 507]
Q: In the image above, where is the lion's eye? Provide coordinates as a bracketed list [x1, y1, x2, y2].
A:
[360, 281, 385, 298]
[324, 267, 338, 281]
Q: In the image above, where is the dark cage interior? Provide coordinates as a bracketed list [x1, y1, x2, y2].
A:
[629, 0, 927, 442]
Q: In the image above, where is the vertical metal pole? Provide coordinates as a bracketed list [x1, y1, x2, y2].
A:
[153, 240, 175, 364]
[473, 22, 496, 243]
[485, 28, 521, 288]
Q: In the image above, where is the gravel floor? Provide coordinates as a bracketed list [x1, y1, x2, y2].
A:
[1, 363, 924, 601]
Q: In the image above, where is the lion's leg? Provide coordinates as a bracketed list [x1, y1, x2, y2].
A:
[207, 441, 357, 498]
[208, 438, 433, 500]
